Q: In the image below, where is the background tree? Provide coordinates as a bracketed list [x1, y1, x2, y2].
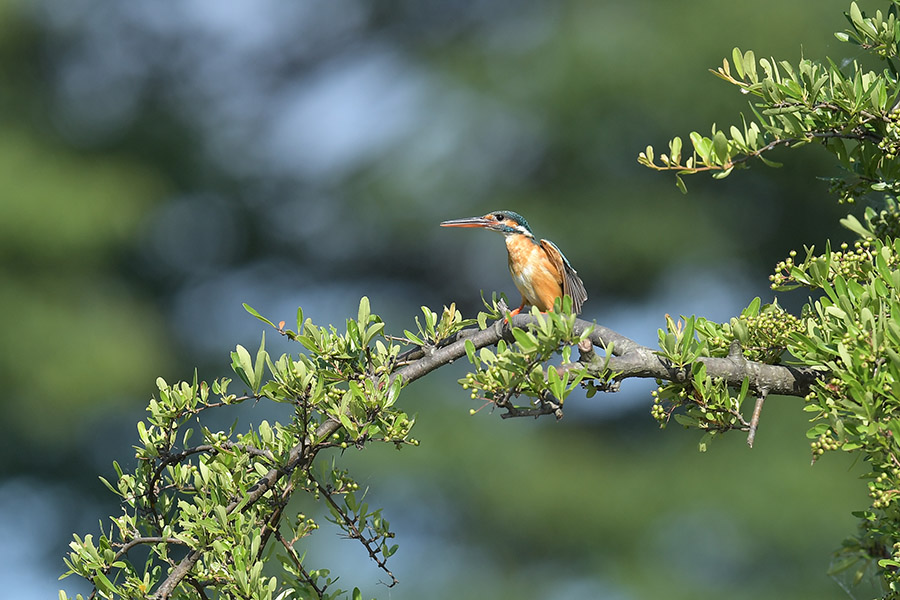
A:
[53, 1, 900, 598]
[0, 0, 876, 599]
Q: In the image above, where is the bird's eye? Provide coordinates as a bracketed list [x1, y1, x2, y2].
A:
[494, 213, 505, 221]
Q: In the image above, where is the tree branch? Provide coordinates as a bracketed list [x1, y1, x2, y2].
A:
[395, 314, 818, 397]
[150, 314, 819, 597]
[747, 388, 769, 448]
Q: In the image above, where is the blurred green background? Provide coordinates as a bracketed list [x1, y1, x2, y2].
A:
[0, 0, 872, 598]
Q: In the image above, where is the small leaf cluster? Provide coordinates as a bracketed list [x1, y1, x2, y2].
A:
[837, 1, 900, 61]
[656, 314, 708, 367]
[285, 301, 414, 447]
[650, 300, 798, 450]
[460, 298, 590, 418]
[403, 301, 476, 346]
[61, 297, 411, 600]
[639, 2, 900, 201]
[652, 313, 755, 450]
[650, 369, 752, 452]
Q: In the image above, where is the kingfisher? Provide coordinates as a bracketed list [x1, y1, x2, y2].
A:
[440, 210, 587, 316]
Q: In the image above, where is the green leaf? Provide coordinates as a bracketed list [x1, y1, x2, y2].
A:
[232, 344, 254, 389]
[243, 303, 275, 328]
[259, 420, 274, 445]
[421, 306, 437, 336]
[732, 47, 745, 78]
[92, 571, 117, 595]
[681, 316, 696, 351]
[674, 413, 699, 428]
[358, 296, 371, 326]
[403, 329, 424, 346]
[758, 154, 783, 168]
[137, 421, 150, 446]
[837, 342, 853, 367]
[840, 213, 872, 238]
[669, 136, 683, 163]
[339, 412, 355, 436]
[849, 2, 865, 30]
[737, 376, 750, 406]
[98, 476, 119, 496]
[252, 333, 267, 394]
[712, 130, 729, 163]
[464, 339, 477, 365]
[511, 328, 538, 353]
[364, 322, 385, 346]
[547, 366, 565, 400]
[479, 347, 495, 364]
[743, 297, 761, 317]
[689, 131, 710, 163]
[743, 49, 757, 81]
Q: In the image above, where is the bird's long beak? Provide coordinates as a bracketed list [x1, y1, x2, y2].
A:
[440, 216, 493, 229]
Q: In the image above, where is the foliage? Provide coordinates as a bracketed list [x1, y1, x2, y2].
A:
[59, 298, 593, 599]
[61, 299, 415, 600]
[649, 299, 803, 450]
[461, 297, 592, 419]
[58, 1, 900, 598]
[638, 1, 900, 595]
[638, 2, 900, 202]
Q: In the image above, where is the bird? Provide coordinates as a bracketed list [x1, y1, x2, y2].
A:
[440, 210, 587, 316]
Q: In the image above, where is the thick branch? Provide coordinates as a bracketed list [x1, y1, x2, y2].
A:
[596, 343, 816, 396]
[395, 315, 818, 397]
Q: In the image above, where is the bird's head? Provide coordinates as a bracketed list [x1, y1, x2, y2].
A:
[440, 210, 533, 238]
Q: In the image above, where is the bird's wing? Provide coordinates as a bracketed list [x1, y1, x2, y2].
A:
[540, 238, 587, 313]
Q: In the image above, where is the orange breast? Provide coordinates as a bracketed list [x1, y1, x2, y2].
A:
[505, 237, 563, 311]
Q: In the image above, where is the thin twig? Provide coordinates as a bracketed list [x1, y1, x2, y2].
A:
[747, 388, 769, 448]
[275, 530, 326, 599]
[312, 475, 399, 587]
[112, 536, 188, 563]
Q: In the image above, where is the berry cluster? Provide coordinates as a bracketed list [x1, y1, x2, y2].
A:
[703, 310, 802, 364]
[877, 111, 900, 160]
[771, 241, 893, 289]
[810, 432, 840, 463]
[869, 200, 900, 240]
[650, 389, 668, 425]
[868, 470, 899, 510]
[461, 366, 510, 401]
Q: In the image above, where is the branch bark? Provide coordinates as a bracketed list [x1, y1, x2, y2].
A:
[395, 314, 819, 397]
